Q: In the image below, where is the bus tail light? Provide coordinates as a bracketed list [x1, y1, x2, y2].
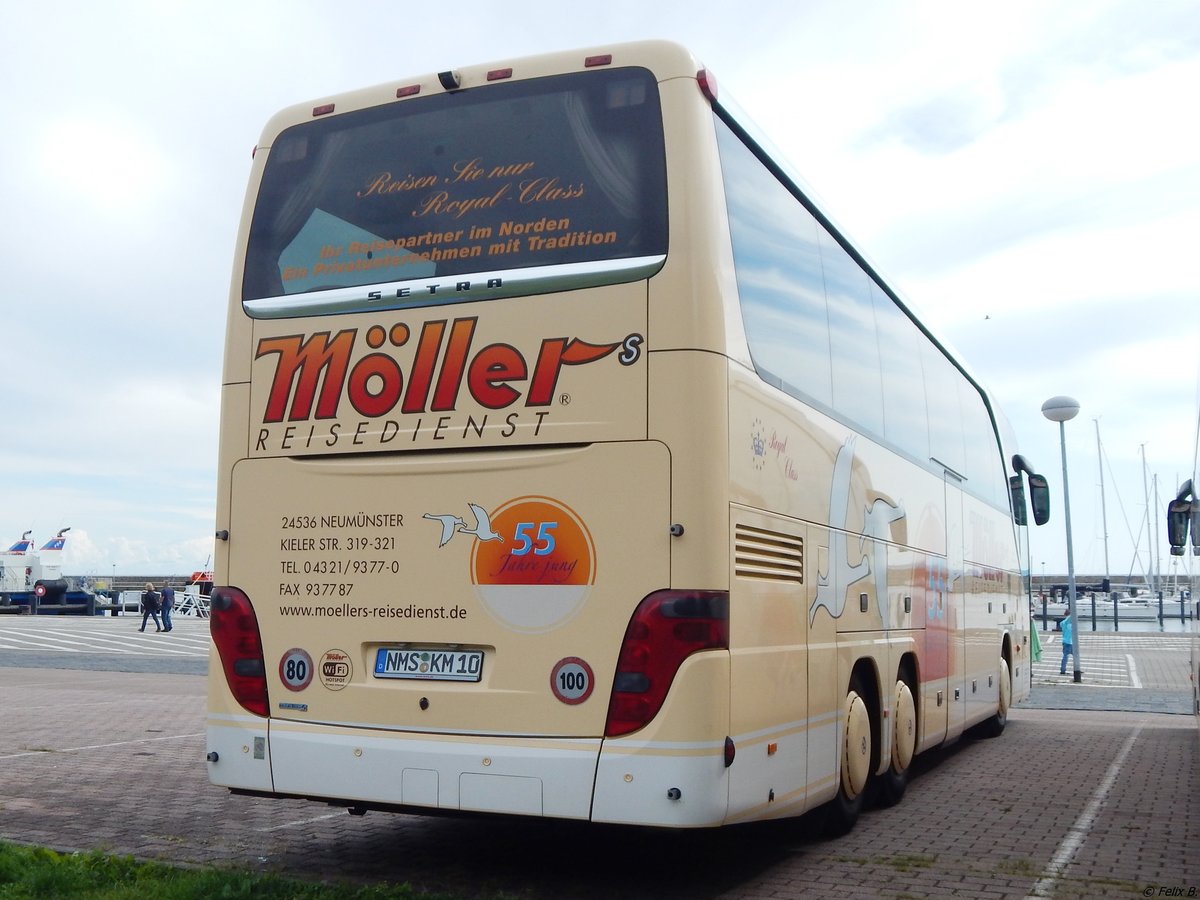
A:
[210, 586, 269, 717]
[604, 590, 729, 737]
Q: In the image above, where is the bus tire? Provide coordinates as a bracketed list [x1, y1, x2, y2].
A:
[877, 676, 916, 807]
[977, 656, 1011, 738]
[823, 673, 872, 835]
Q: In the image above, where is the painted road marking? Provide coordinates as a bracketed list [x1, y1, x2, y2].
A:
[0, 617, 209, 657]
[1025, 725, 1143, 898]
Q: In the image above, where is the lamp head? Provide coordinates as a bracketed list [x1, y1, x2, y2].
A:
[1041, 396, 1080, 423]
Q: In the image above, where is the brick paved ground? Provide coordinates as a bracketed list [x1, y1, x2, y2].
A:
[0, 626, 1197, 898]
[1025, 630, 1195, 715]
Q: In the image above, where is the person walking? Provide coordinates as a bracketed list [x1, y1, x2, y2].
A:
[1059, 613, 1075, 675]
[139, 582, 162, 633]
[160, 582, 175, 632]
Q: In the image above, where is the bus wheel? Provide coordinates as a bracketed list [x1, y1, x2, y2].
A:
[977, 656, 1011, 738]
[824, 674, 872, 835]
[877, 677, 916, 807]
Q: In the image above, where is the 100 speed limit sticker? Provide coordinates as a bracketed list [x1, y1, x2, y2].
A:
[550, 657, 594, 705]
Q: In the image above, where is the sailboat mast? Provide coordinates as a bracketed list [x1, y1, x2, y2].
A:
[1153, 474, 1161, 596]
[1094, 419, 1111, 591]
[1140, 443, 1155, 595]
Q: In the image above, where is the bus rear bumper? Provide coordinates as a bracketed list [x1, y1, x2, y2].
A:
[593, 743, 730, 827]
[208, 718, 601, 819]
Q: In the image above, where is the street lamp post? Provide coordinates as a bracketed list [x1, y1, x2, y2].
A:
[1042, 396, 1082, 683]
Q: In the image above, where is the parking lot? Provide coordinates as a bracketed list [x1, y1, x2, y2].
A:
[1, 619, 1197, 898]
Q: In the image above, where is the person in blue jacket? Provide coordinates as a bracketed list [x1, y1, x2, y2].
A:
[1059, 614, 1075, 675]
[159, 582, 175, 632]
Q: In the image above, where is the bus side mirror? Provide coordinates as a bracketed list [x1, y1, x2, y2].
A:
[1028, 473, 1050, 526]
[1167, 479, 1198, 556]
[1167, 497, 1195, 556]
[1009, 475, 1028, 527]
[1010, 455, 1049, 526]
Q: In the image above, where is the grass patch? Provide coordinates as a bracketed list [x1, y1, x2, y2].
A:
[0, 842, 457, 899]
[886, 853, 936, 872]
[994, 857, 1039, 876]
[832, 855, 869, 866]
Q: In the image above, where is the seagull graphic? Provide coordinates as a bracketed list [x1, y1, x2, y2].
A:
[423, 513, 466, 548]
[458, 503, 504, 543]
[423, 504, 505, 547]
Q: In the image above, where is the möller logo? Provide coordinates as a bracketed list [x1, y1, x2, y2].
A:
[254, 316, 644, 423]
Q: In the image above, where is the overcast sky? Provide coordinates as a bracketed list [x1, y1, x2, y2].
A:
[2, 0, 1197, 586]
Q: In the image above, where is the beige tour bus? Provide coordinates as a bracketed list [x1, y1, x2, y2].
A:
[207, 40, 1046, 832]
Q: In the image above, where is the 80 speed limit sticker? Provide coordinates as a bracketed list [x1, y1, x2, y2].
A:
[279, 648, 314, 692]
[550, 657, 594, 705]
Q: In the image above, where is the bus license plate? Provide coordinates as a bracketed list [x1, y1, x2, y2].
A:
[373, 647, 483, 682]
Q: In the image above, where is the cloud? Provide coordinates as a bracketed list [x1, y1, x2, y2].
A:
[0, 0, 1196, 579]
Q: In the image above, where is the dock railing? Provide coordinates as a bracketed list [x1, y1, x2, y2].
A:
[1034, 590, 1197, 631]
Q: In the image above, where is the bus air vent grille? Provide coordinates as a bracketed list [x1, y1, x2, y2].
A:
[734, 524, 803, 583]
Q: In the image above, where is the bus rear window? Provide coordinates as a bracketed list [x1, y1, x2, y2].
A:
[242, 68, 667, 317]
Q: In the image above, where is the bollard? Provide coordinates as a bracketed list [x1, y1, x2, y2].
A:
[1041, 593, 1049, 631]
[1112, 590, 1118, 632]
[1090, 592, 1096, 631]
